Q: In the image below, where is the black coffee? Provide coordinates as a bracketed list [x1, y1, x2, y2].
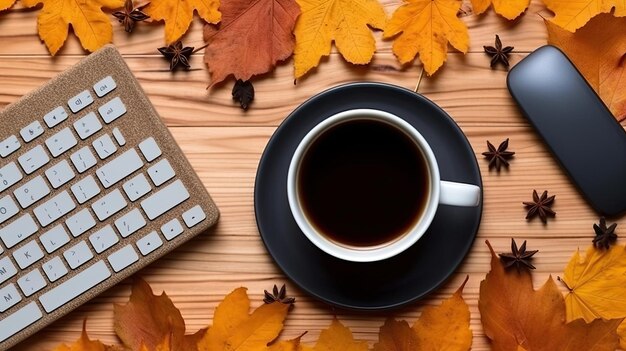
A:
[298, 118, 429, 247]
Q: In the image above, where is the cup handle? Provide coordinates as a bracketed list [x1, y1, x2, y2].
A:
[439, 180, 481, 207]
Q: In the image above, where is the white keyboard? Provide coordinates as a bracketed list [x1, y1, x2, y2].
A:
[0, 45, 219, 350]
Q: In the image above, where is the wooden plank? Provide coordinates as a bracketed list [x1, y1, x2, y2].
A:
[0, 0, 547, 56]
[10, 125, 611, 351]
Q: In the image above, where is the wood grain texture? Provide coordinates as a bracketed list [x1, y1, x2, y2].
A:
[2, 0, 623, 350]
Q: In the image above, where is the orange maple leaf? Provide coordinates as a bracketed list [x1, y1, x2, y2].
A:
[198, 287, 290, 351]
[546, 14, 626, 123]
[203, 0, 300, 85]
[113, 278, 206, 351]
[307, 319, 368, 351]
[21, 0, 125, 55]
[372, 319, 418, 351]
[292, 0, 387, 79]
[144, 0, 221, 44]
[0, 0, 16, 11]
[470, 0, 529, 20]
[479, 240, 621, 351]
[542, 0, 626, 32]
[52, 320, 116, 351]
[383, 0, 469, 76]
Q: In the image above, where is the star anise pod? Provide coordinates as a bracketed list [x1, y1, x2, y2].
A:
[113, 0, 149, 33]
[264, 284, 295, 306]
[499, 238, 538, 271]
[482, 138, 515, 171]
[523, 190, 556, 223]
[232, 79, 254, 111]
[484, 34, 514, 68]
[593, 217, 618, 249]
[158, 41, 194, 71]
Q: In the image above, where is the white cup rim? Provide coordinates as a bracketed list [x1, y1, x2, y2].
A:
[287, 109, 442, 262]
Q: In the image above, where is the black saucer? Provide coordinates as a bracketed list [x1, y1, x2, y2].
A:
[254, 82, 483, 310]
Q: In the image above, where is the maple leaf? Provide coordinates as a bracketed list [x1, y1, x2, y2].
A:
[0, 0, 16, 12]
[293, 0, 387, 79]
[479, 240, 621, 351]
[561, 245, 626, 323]
[372, 319, 418, 351]
[21, 0, 125, 55]
[113, 278, 206, 351]
[546, 14, 626, 122]
[470, 0, 529, 20]
[203, 0, 300, 85]
[144, 0, 221, 44]
[268, 334, 306, 351]
[413, 276, 472, 350]
[53, 320, 116, 351]
[308, 319, 368, 351]
[383, 0, 469, 76]
[198, 287, 290, 351]
[542, 0, 626, 32]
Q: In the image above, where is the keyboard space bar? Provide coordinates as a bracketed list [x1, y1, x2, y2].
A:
[0, 302, 42, 342]
[39, 260, 111, 313]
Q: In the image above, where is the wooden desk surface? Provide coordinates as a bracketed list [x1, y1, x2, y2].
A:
[1, 1, 620, 349]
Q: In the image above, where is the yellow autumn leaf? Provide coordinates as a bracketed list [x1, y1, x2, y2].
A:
[21, 0, 124, 55]
[372, 319, 418, 351]
[470, 0, 529, 20]
[293, 0, 387, 79]
[198, 287, 290, 351]
[562, 245, 626, 323]
[310, 319, 368, 351]
[0, 0, 16, 11]
[383, 0, 469, 76]
[413, 276, 472, 350]
[268, 334, 305, 351]
[542, 0, 626, 32]
[144, 0, 221, 44]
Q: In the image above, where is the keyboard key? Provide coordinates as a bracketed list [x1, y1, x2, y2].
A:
[0, 214, 38, 248]
[73, 112, 102, 140]
[68, 90, 94, 113]
[39, 260, 111, 313]
[70, 146, 97, 173]
[42, 256, 67, 282]
[71, 175, 101, 204]
[14, 175, 50, 209]
[0, 284, 21, 312]
[18, 145, 50, 174]
[45, 160, 75, 188]
[137, 231, 163, 256]
[0, 256, 18, 285]
[63, 240, 93, 269]
[93, 134, 117, 159]
[20, 121, 44, 142]
[0, 135, 20, 157]
[0, 195, 19, 225]
[98, 97, 126, 123]
[0, 162, 23, 192]
[123, 173, 152, 201]
[13, 240, 44, 269]
[112, 127, 126, 146]
[33, 190, 76, 227]
[161, 218, 183, 241]
[94, 76, 117, 97]
[148, 159, 175, 186]
[115, 208, 146, 238]
[138, 137, 161, 162]
[40, 225, 71, 253]
[96, 149, 143, 188]
[92, 189, 127, 221]
[0, 302, 42, 343]
[17, 268, 47, 297]
[65, 208, 96, 237]
[141, 180, 189, 220]
[108, 244, 138, 273]
[89, 225, 119, 254]
[44, 106, 69, 128]
[183, 205, 206, 228]
[45, 127, 77, 157]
